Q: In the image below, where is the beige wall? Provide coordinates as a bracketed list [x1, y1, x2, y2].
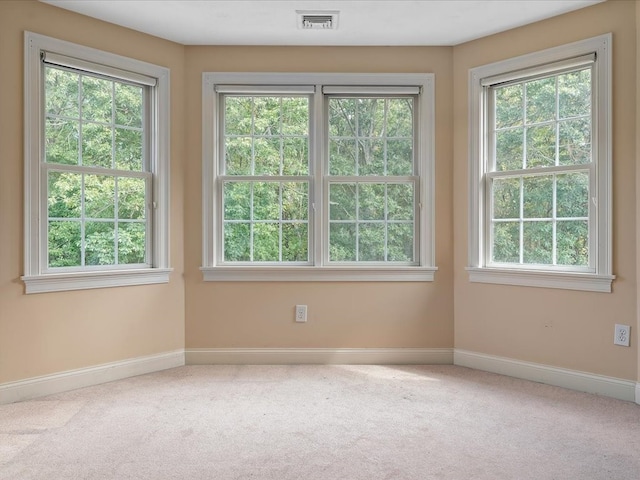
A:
[453, 0, 638, 380]
[1, 0, 637, 388]
[183, 46, 454, 349]
[636, 0, 640, 386]
[0, 1, 186, 384]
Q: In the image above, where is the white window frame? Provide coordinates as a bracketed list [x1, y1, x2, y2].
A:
[201, 73, 437, 281]
[467, 34, 614, 293]
[22, 32, 171, 293]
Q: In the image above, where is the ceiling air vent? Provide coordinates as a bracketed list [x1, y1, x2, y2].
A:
[297, 11, 339, 30]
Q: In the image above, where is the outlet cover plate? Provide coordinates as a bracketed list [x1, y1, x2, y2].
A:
[614, 324, 630, 347]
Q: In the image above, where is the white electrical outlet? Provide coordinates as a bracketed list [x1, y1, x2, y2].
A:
[614, 324, 630, 347]
[295, 305, 307, 323]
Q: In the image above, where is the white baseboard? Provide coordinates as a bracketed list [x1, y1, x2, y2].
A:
[454, 349, 636, 403]
[0, 349, 185, 405]
[185, 347, 453, 365]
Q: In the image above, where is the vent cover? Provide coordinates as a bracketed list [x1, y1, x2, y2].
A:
[297, 11, 339, 30]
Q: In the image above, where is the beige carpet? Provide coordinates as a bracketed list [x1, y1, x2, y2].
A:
[0, 365, 638, 479]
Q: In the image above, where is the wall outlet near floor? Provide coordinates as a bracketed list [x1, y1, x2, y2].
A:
[295, 305, 307, 323]
[613, 324, 630, 347]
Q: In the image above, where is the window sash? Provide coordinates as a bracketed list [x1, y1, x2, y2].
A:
[41, 63, 153, 271]
[484, 65, 595, 272]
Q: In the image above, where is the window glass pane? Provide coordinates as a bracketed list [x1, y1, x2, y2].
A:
[254, 97, 281, 135]
[525, 125, 555, 168]
[82, 123, 112, 168]
[254, 137, 281, 176]
[282, 182, 308, 221]
[387, 184, 413, 221]
[48, 221, 81, 267]
[329, 183, 356, 220]
[46, 119, 79, 165]
[85, 174, 115, 219]
[253, 223, 279, 261]
[522, 221, 553, 264]
[225, 97, 253, 135]
[115, 128, 143, 171]
[492, 177, 520, 219]
[329, 223, 356, 261]
[329, 139, 356, 175]
[556, 173, 589, 218]
[495, 129, 523, 171]
[386, 99, 413, 137]
[522, 176, 552, 218]
[557, 220, 588, 266]
[329, 98, 356, 137]
[559, 118, 591, 165]
[282, 138, 308, 175]
[359, 223, 385, 261]
[281, 98, 308, 135]
[253, 182, 280, 221]
[85, 221, 115, 265]
[224, 223, 251, 261]
[357, 98, 385, 137]
[387, 139, 413, 175]
[117, 177, 146, 220]
[224, 182, 251, 220]
[48, 171, 81, 218]
[358, 184, 385, 221]
[358, 139, 385, 175]
[82, 76, 112, 123]
[282, 224, 308, 261]
[495, 84, 523, 129]
[525, 77, 555, 124]
[225, 137, 252, 175]
[492, 221, 520, 263]
[558, 69, 591, 119]
[46, 67, 79, 118]
[115, 83, 143, 128]
[118, 221, 146, 264]
[387, 223, 414, 262]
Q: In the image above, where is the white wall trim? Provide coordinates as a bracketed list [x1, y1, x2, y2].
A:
[454, 349, 636, 403]
[186, 347, 453, 365]
[0, 350, 185, 405]
[636, 382, 640, 405]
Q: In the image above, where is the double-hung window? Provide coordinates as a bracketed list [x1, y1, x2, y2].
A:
[23, 33, 171, 293]
[202, 73, 436, 281]
[468, 34, 613, 292]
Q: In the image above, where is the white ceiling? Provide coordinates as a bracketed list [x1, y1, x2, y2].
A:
[42, 0, 604, 46]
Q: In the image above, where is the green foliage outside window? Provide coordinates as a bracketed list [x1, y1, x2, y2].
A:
[221, 95, 418, 264]
[491, 68, 591, 267]
[45, 66, 147, 268]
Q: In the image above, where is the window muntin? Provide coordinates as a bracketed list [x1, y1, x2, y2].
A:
[220, 95, 311, 263]
[487, 67, 592, 271]
[43, 64, 150, 270]
[327, 96, 417, 264]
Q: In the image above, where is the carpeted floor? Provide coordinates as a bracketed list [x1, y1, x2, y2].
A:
[1, 365, 639, 479]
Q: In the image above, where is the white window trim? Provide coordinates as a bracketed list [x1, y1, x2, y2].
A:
[201, 72, 437, 282]
[467, 34, 614, 293]
[22, 32, 172, 294]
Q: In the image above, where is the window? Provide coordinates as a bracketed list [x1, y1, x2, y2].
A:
[202, 74, 436, 281]
[468, 34, 614, 292]
[23, 32, 171, 293]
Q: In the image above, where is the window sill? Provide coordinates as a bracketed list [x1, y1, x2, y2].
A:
[200, 266, 437, 282]
[22, 268, 173, 294]
[466, 267, 614, 293]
